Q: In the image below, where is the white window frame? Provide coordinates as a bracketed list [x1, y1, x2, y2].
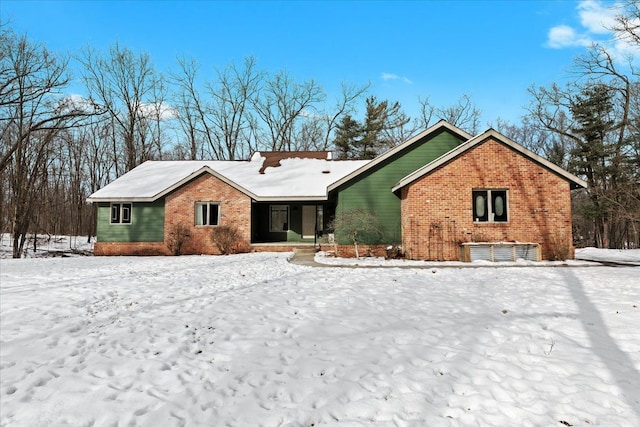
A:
[195, 202, 220, 226]
[110, 202, 132, 224]
[472, 189, 508, 223]
[270, 205, 289, 232]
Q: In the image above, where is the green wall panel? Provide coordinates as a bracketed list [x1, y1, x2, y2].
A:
[334, 130, 465, 243]
[97, 200, 165, 242]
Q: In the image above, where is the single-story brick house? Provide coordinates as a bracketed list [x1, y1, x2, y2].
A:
[87, 120, 586, 260]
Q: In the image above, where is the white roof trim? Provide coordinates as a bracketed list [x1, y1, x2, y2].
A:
[327, 120, 471, 191]
[392, 129, 588, 193]
[160, 166, 260, 200]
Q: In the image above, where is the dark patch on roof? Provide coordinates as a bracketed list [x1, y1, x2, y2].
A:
[257, 151, 331, 174]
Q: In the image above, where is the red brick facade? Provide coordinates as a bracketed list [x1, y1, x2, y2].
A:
[400, 138, 575, 261]
[317, 244, 390, 258]
[164, 173, 252, 255]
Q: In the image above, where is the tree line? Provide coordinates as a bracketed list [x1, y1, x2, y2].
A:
[1, 2, 638, 257]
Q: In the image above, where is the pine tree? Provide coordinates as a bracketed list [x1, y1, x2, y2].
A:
[333, 96, 410, 160]
[569, 83, 616, 247]
[333, 114, 362, 159]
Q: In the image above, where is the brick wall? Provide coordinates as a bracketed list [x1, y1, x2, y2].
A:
[317, 244, 390, 258]
[401, 138, 575, 261]
[164, 173, 252, 255]
[94, 242, 171, 256]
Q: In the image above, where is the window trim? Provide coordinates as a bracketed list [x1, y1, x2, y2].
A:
[472, 189, 508, 223]
[110, 203, 132, 225]
[195, 201, 221, 226]
[269, 205, 289, 232]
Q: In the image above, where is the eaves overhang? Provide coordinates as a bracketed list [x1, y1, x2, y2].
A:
[391, 129, 588, 193]
[86, 166, 260, 204]
[86, 166, 334, 204]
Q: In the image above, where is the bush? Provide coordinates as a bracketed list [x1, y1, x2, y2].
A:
[166, 222, 191, 255]
[210, 225, 249, 255]
[547, 234, 571, 261]
[330, 209, 384, 258]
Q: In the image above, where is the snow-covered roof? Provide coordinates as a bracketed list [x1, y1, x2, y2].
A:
[87, 153, 370, 202]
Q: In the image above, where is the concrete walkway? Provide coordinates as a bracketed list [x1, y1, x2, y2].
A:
[288, 248, 331, 268]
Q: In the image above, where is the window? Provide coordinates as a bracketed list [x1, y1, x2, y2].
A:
[195, 202, 220, 226]
[270, 205, 289, 232]
[110, 203, 132, 224]
[472, 190, 508, 222]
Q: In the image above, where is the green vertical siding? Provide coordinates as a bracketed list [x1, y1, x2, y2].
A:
[97, 200, 165, 242]
[334, 130, 465, 243]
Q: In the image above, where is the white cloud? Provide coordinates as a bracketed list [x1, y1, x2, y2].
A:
[138, 102, 178, 121]
[58, 94, 100, 114]
[577, 0, 617, 34]
[545, 0, 640, 61]
[547, 25, 591, 48]
[381, 72, 413, 85]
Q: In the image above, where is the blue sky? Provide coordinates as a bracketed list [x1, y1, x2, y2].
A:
[1, 0, 628, 127]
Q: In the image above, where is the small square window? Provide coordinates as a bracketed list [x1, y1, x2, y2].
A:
[110, 203, 132, 224]
[472, 190, 507, 223]
[195, 202, 220, 226]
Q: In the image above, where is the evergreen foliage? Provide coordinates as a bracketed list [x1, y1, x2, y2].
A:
[333, 96, 410, 159]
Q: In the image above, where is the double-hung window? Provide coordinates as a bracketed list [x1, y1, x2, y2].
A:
[472, 190, 508, 222]
[270, 205, 289, 232]
[110, 203, 132, 224]
[195, 202, 220, 226]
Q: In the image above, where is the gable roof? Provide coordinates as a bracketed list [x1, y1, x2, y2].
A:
[391, 128, 588, 193]
[327, 120, 472, 192]
[87, 154, 369, 203]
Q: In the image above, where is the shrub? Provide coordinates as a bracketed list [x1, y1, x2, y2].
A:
[166, 222, 191, 255]
[547, 234, 571, 261]
[330, 209, 384, 258]
[210, 225, 249, 255]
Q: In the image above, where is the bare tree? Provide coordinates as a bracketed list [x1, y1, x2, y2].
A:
[612, 1, 640, 47]
[79, 42, 164, 173]
[319, 81, 370, 149]
[171, 56, 263, 160]
[417, 94, 482, 135]
[170, 56, 216, 159]
[208, 56, 263, 159]
[0, 28, 91, 257]
[252, 70, 325, 151]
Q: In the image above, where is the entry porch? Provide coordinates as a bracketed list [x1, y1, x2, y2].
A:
[250, 201, 334, 245]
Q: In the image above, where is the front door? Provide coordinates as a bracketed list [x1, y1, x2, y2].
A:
[302, 205, 316, 239]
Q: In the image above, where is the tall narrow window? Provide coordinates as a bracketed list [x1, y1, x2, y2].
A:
[270, 205, 289, 232]
[316, 205, 324, 234]
[472, 191, 488, 222]
[195, 202, 220, 226]
[491, 190, 507, 222]
[472, 190, 508, 222]
[110, 203, 132, 224]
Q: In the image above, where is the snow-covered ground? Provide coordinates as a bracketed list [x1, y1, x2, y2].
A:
[1, 248, 639, 426]
[0, 234, 93, 259]
[315, 247, 640, 267]
[575, 247, 640, 265]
